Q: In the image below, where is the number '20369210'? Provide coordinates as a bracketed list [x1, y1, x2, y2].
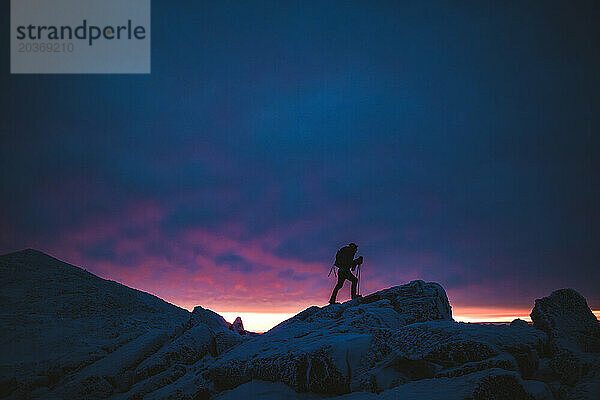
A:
[18, 42, 74, 52]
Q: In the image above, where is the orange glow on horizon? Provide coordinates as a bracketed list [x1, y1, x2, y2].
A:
[218, 312, 296, 333]
[452, 306, 532, 323]
[184, 305, 600, 333]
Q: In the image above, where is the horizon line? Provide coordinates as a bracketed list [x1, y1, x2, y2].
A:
[213, 309, 600, 333]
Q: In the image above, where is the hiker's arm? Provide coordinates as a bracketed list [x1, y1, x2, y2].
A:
[352, 256, 363, 269]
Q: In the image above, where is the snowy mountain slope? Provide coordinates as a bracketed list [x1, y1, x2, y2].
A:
[0, 249, 190, 398]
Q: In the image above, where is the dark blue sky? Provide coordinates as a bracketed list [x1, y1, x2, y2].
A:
[1, 1, 599, 316]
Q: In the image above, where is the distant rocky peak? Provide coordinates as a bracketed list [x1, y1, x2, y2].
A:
[232, 316, 245, 333]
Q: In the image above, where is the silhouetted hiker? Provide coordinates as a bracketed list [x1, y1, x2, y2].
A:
[329, 243, 363, 304]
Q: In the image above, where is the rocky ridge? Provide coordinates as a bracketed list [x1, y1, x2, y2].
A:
[1, 249, 599, 399]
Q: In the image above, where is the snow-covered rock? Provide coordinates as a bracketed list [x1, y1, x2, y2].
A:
[203, 281, 548, 397]
[133, 307, 247, 382]
[205, 280, 452, 395]
[202, 279, 560, 398]
[531, 288, 600, 388]
[188, 305, 231, 331]
[133, 324, 216, 382]
[205, 281, 547, 394]
[0, 249, 190, 399]
[531, 288, 600, 354]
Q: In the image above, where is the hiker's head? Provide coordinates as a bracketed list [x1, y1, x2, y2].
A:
[348, 243, 358, 253]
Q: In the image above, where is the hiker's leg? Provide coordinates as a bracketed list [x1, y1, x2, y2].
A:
[349, 272, 359, 298]
[329, 272, 346, 303]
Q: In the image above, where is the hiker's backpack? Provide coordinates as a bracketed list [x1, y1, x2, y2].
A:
[334, 248, 347, 269]
[329, 248, 345, 277]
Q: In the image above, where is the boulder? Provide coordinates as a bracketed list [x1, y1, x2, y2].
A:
[206, 281, 452, 395]
[531, 289, 600, 354]
[275, 280, 452, 333]
[530, 289, 600, 386]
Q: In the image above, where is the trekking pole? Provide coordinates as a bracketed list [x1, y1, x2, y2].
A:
[357, 263, 361, 296]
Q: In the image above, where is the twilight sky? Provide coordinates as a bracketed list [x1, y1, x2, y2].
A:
[1, 1, 599, 330]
